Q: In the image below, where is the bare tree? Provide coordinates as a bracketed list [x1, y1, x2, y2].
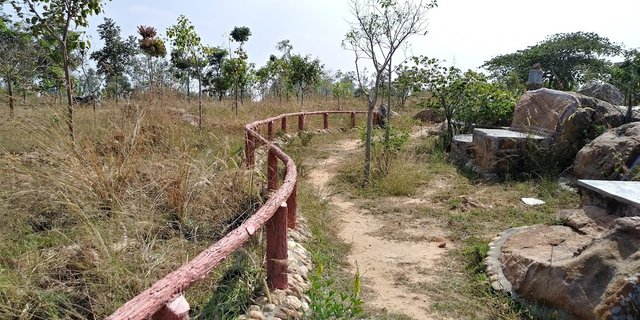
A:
[343, 0, 437, 184]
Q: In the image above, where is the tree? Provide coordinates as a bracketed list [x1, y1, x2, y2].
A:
[483, 32, 621, 91]
[343, 0, 437, 183]
[332, 81, 352, 109]
[228, 26, 251, 115]
[288, 54, 322, 107]
[137, 25, 167, 92]
[203, 47, 230, 101]
[610, 49, 640, 123]
[166, 15, 201, 96]
[0, 22, 40, 115]
[11, 0, 107, 139]
[91, 17, 137, 103]
[405, 56, 518, 148]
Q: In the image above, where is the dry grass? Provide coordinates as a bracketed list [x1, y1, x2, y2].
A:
[0, 93, 359, 319]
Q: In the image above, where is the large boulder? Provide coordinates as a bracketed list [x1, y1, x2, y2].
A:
[578, 81, 625, 106]
[487, 208, 640, 319]
[511, 88, 625, 167]
[573, 122, 640, 180]
[413, 108, 444, 123]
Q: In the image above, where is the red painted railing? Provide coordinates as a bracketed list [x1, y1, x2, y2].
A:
[107, 110, 370, 320]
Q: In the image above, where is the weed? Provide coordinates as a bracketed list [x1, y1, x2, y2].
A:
[305, 264, 364, 320]
[198, 250, 264, 320]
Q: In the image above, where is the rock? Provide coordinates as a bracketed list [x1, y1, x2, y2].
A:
[448, 134, 474, 165]
[263, 303, 276, 312]
[578, 81, 625, 106]
[472, 128, 551, 175]
[573, 122, 640, 180]
[511, 88, 580, 135]
[248, 310, 264, 320]
[286, 295, 302, 310]
[511, 88, 625, 167]
[491, 212, 640, 319]
[413, 108, 444, 123]
[617, 105, 640, 122]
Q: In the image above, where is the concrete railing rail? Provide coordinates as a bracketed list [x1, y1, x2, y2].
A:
[107, 110, 371, 320]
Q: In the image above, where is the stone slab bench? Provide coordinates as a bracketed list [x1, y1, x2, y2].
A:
[577, 180, 640, 217]
[473, 128, 551, 174]
[448, 134, 473, 165]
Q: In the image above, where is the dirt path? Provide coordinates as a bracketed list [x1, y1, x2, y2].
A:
[306, 138, 450, 319]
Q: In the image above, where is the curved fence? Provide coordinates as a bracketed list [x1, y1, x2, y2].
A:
[107, 110, 371, 320]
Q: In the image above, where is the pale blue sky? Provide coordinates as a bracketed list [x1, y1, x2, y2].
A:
[85, 0, 640, 74]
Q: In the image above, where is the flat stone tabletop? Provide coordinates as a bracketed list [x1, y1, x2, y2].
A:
[453, 134, 473, 143]
[474, 128, 548, 140]
[577, 180, 640, 208]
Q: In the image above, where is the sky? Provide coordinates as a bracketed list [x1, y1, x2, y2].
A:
[84, 0, 640, 75]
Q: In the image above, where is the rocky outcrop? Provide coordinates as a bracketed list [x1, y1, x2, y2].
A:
[510, 88, 625, 167]
[413, 108, 444, 123]
[487, 208, 640, 319]
[574, 122, 640, 180]
[578, 82, 625, 106]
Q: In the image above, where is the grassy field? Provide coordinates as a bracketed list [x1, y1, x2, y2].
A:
[0, 94, 364, 319]
[0, 95, 580, 319]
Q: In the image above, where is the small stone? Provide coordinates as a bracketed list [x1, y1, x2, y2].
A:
[255, 296, 269, 305]
[248, 310, 264, 320]
[286, 295, 303, 309]
[263, 303, 276, 312]
[249, 305, 261, 312]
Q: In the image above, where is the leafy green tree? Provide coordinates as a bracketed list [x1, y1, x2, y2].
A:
[228, 26, 251, 115]
[0, 22, 40, 115]
[406, 56, 469, 146]
[203, 47, 230, 101]
[11, 0, 108, 139]
[288, 54, 322, 107]
[166, 15, 201, 96]
[405, 56, 518, 148]
[610, 49, 640, 122]
[343, 0, 437, 183]
[230, 26, 251, 44]
[90, 17, 137, 103]
[483, 32, 621, 91]
[332, 80, 352, 109]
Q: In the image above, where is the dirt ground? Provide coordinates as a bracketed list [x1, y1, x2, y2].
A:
[306, 138, 451, 319]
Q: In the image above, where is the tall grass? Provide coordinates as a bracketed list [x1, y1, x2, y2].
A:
[0, 93, 356, 319]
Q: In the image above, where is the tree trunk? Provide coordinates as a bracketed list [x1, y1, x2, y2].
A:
[300, 90, 304, 108]
[364, 98, 375, 184]
[198, 72, 202, 129]
[385, 57, 392, 145]
[8, 79, 14, 116]
[61, 41, 74, 140]
[186, 73, 190, 98]
[115, 75, 119, 105]
[234, 82, 239, 116]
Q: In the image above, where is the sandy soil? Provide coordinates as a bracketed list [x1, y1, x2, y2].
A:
[306, 138, 450, 319]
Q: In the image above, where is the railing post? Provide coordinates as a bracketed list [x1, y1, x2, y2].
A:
[268, 147, 278, 191]
[323, 112, 329, 130]
[373, 112, 379, 126]
[351, 112, 356, 128]
[266, 202, 288, 290]
[281, 116, 287, 133]
[286, 182, 297, 229]
[268, 121, 275, 141]
[245, 130, 255, 167]
[298, 114, 305, 131]
[152, 295, 189, 320]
